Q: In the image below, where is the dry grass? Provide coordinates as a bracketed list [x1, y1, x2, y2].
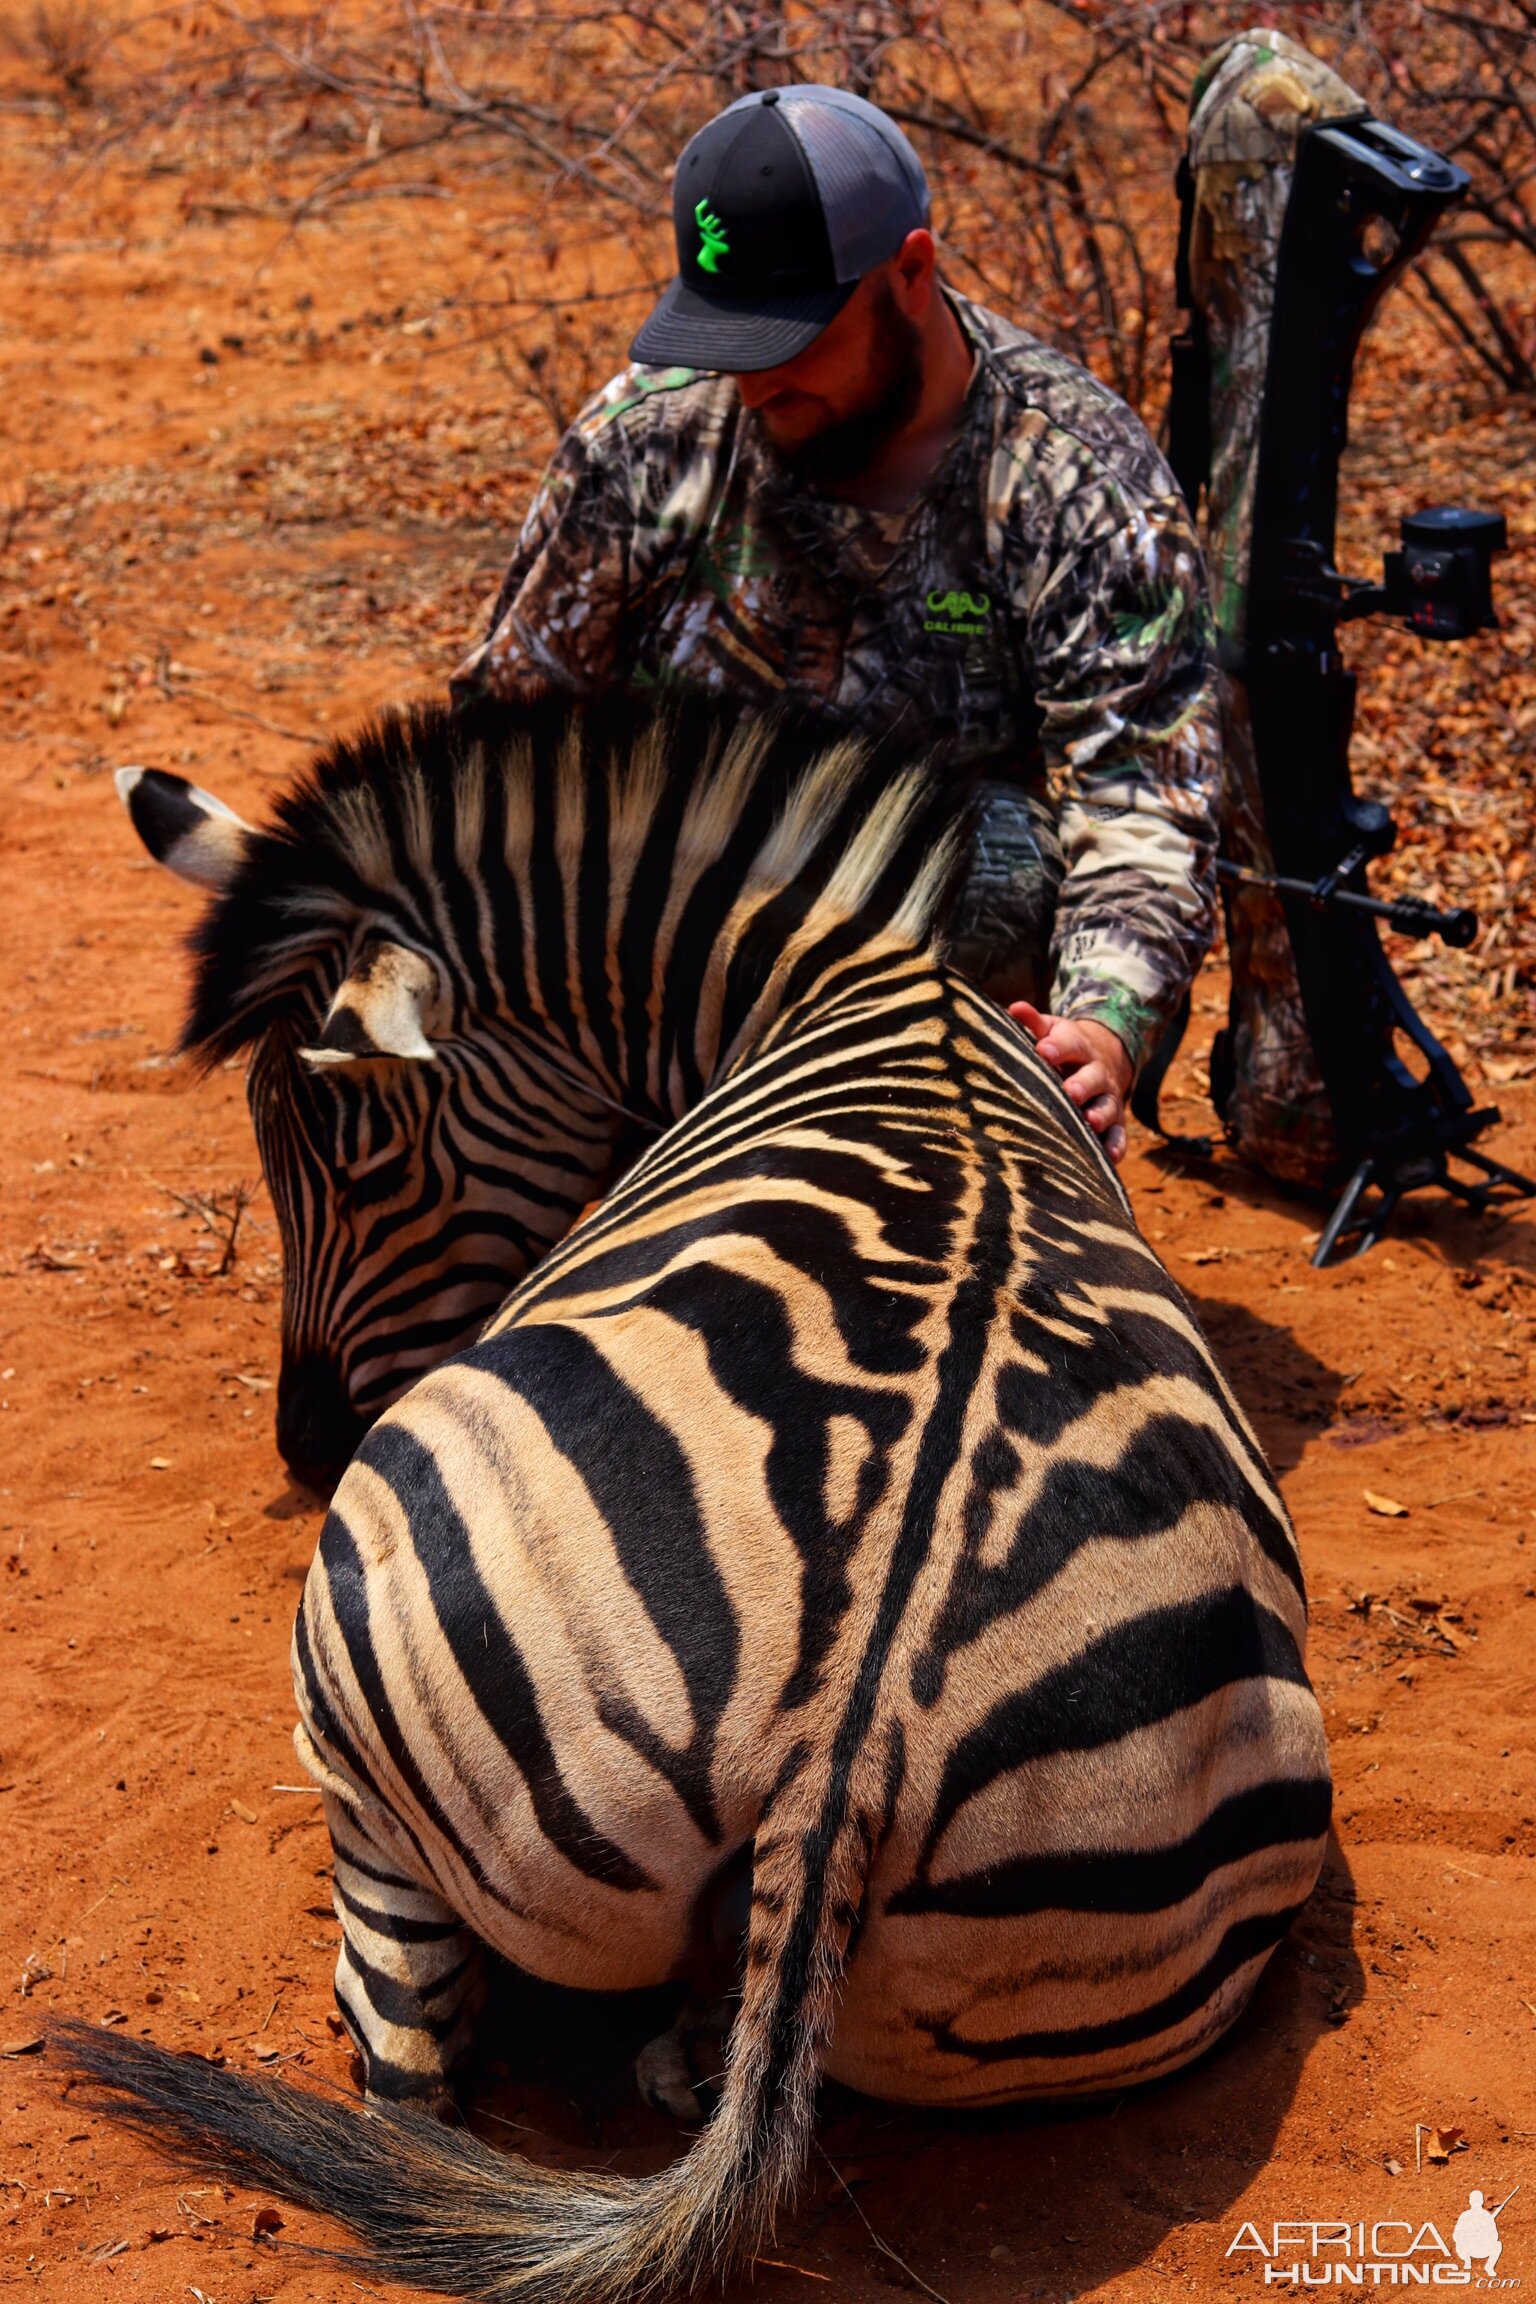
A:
[1, 2, 1531, 409]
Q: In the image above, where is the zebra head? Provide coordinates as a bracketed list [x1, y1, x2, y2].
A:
[120, 694, 960, 1492]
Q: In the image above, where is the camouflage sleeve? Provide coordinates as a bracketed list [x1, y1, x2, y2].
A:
[1030, 477, 1221, 1075]
[451, 375, 669, 704]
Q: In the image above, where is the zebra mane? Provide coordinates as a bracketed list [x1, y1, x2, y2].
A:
[182, 689, 967, 1073]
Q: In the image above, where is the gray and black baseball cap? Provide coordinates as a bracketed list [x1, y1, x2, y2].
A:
[630, 86, 931, 373]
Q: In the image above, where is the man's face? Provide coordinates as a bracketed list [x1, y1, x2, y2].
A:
[731, 267, 926, 482]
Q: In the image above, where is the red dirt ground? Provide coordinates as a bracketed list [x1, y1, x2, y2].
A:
[2, 71, 1535, 2304]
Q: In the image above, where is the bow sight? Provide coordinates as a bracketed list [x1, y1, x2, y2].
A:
[1163, 110, 1533, 1264]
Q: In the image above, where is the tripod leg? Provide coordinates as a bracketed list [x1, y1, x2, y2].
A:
[1313, 1157, 1377, 1268]
[1442, 1167, 1493, 1211]
[1453, 1145, 1536, 1197]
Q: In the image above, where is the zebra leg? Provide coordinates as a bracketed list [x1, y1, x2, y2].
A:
[324, 1794, 484, 2116]
[634, 1846, 752, 2122]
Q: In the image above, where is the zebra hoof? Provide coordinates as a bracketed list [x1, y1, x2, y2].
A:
[635, 2033, 710, 2124]
[634, 1997, 732, 2125]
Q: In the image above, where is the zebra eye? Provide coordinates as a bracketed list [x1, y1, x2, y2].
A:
[336, 1136, 409, 1182]
[322, 1068, 419, 1181]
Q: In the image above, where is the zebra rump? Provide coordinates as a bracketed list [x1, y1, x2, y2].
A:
[67, 691, 1330, 2302]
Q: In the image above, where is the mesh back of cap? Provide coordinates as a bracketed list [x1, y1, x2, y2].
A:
[721, 85, 931, 284]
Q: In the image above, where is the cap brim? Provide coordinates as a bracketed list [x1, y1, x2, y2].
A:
[629, 276, 855, 373]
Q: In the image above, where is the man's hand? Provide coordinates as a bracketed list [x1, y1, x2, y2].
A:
[1007, 1002, 1133, 1166]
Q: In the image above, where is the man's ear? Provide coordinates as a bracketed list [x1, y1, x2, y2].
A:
[889, 227, 937, 315]
[116, 766, 254, 892]
[300, 938, 447, 1067]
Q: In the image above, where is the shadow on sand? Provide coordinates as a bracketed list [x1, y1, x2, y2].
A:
[455, 1838, 1362, 2301]
[1144, 1135, 1536, 1285]
[1182, 1286, 1346, 1475]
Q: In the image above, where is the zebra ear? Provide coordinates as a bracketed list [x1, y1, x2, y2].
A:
[116, 765, 254, 892]
[301, 939, 445, 1067]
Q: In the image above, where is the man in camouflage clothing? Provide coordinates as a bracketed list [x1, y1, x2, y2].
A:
[455, 85, 1222, 1164]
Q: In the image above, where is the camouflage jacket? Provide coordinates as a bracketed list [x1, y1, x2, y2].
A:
[454, 293, 1221, 1071]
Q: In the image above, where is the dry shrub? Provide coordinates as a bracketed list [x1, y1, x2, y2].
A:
[0, 0, 121, 104]
[7, 1, 1529, 412]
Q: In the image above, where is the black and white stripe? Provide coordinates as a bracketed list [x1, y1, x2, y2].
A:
[75, 693, 1330, 2303]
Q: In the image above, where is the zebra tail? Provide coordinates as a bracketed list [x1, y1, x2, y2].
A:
[49, 1780, 869, 2304]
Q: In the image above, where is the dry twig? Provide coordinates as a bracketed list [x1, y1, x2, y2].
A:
[149, 1179, 260, 1277]
[13, 2, 1531, 412]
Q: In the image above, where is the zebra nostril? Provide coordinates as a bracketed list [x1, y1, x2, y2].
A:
[276, 1356, 367, 1496]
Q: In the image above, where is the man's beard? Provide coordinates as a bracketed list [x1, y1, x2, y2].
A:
[776, 288, 925, 486]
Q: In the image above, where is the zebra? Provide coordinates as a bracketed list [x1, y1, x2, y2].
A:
[70, 691, 1332, 2304]
[116, 694, 773, 1487]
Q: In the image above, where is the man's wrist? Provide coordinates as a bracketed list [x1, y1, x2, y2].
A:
[1051, 983, 1153, 1081]
[1071, 1017, 1134, 1092]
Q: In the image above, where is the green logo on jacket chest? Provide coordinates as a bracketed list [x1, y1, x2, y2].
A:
[924, 587, 992, 638]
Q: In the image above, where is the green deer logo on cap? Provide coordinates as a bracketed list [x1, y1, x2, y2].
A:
[694, 198, 730, 275]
